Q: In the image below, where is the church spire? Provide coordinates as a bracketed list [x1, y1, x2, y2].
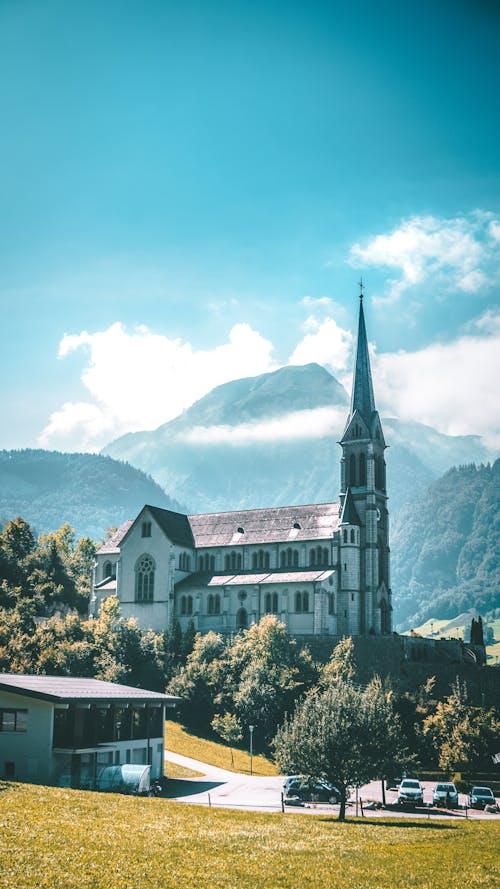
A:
[350, 280, 376, 422]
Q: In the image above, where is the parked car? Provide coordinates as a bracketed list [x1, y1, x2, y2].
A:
[282, 775, 302, 793]
[468, 786, 496, 809]
[433, 783, 458, 808]
[284, 777, 339, 803]
[397, 779, 424, 807]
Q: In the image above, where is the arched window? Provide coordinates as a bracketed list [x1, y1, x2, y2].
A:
[343, 529, 347, 544]
[214, 594, 221, 615]
[208, 594, 214, 615]
[135, 555, 155, 603]
[350, 528, 355, 544]
[236, 607, 247, 630]
[349, 453, 357, 486]
[328, 592, 335, 615]
[224, 554, 230, 571]
[359, 452, 366, 486]
[187, 595, 193, 615]
[309, 549, 316, 567]
[186, 555, 191, 571]
[252, 552, 258, 569]
[295, 591, 302, 612]
[280, 551, 286, 568]
[210, 555, 215, 571]
[265, 592, 271, 613]
[303, 591, 309, 611]
[272, 592, 278, 613]
[181, 596, 187, 615]
[322, 547, 329, 565]
[103, 561, 113, 579]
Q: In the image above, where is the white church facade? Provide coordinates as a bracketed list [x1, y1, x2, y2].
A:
[91, 292, 392, 638]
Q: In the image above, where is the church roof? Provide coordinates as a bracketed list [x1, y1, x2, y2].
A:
[188, 502, 340, 548]
[350, 295, 376, 423]
[98, 520, 134, 554]
[176, 568, 335, 590]
[339, 487, 361, 526]
[147, 505, 195, 548]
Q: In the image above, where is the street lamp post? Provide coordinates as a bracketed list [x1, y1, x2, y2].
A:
[249, 725, 255, 776]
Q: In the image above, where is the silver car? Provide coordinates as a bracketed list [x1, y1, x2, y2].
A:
[397, 778, 424, 807]
[433, 782, 458, 808]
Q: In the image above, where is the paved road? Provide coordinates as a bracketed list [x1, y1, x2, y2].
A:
[164, 751, 499, 820]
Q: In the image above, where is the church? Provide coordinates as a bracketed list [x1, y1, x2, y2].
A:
[91, 290, 392, 638]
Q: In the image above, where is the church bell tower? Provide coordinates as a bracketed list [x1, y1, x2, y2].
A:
[338, 283, 392, 635]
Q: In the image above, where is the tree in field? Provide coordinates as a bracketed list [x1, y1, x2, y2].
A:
[320, 636, 356, 686]
[212, 712, 243, 767]
[273, 677, 409, 821]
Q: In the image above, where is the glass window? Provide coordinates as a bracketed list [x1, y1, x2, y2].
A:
[141, 521, 152, 538]
[136, 554, 155, 603]
[0, 709, 27, 733]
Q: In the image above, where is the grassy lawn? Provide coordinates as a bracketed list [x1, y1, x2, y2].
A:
[164, 759, 204, 779]
[165, 720, 278, 775]
[0, 781, 499, 889]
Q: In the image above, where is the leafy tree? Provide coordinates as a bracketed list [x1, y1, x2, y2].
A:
[320, 636, 356, 686]
[274, 677, 409, 821]
[423, 678, 500, 772]
[169, 631, 228, 730]
[211, 712, 243, 767]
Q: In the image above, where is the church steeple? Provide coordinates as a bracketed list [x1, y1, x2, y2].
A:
[350, 280, 376, 423]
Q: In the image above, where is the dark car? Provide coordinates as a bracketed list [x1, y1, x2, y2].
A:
[284, 778, 339, 803]
[468, 786, 496, 809]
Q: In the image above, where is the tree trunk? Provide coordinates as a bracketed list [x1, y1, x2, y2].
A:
[381, 778, 386, 807]
[338, 784, 347, 821]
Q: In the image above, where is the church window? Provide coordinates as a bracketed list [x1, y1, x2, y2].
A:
[359, 453, 366, 486]
[351, 593, 354, 602]
[303, 591, 309, 611]
[295, 591, 302, 612]
[253, 553, 258, 569]
[209, 555, 215, 571]
[135, 555, 155, 603]
[350, 528, 355, 544]
[349, 453, 357, 486]
[224, 554, 230, 571]
[208, 594, 214, 615]
[255, 549, 270, 569]
[180, 596, 186, 615]
[236, 607, 247, 630]
[214, 594, 221, 615]
[280, 551, 286, 568]
[141, 521, 152, 538]
[328, 593, 335, 615]
[343, 529, 347, 544]
[293, 522, 301, 530]
[265, 592, 271, 613]
[344, 563, 347, 572]
[309, 549, 316, 567]
[103, 561, 113, 579]
[186, 555, 191, 571]
[322, 547, 329, 565]
[273, 592, 278, 612]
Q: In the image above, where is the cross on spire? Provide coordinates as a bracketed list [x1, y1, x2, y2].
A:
[358, 276, 364, 300]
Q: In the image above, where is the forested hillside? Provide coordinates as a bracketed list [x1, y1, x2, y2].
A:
[392, 460, 500, 628]
[0, 450, 185, 540]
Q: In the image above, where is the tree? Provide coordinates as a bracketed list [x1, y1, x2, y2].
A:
[320, 636, 356, 686]
[212, 712, 243, 767]
[423, 678, 500, 772]
[274, 677, 409, 821]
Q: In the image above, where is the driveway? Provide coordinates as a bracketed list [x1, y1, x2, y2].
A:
[164, 751, 499, 819]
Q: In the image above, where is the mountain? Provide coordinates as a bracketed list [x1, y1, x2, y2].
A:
[392, 461, 500, 628]
[103, 363, 489, 517]
[0, 450, 185, 541]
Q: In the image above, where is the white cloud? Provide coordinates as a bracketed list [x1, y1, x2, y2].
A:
[39, 322, 277, 451]
[288, 317, 353, 373]
[373, 309, 500, 450]
[179, 406, 348, 446]
[349, 212, 500, 304]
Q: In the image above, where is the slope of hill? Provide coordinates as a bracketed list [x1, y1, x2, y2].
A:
[103, 363, 489, 518]
[0, 450, 185, 540]
[392, 461, 500, 628]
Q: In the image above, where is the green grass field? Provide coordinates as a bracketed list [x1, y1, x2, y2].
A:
[0, 781, 498, 889]
[165, 720, 277, 775]
[404, 615, 500, 664]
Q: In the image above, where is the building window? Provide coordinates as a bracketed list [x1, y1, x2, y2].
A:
[214, 594, 221, 615]
[103, 560, 114, 579]
[295, 591, 309, 613]
[0, 709, 27, 733]
[135, 554, 155, 603]
[141, 521, 152, 538]
[236, 607, 247, 630]
[225, 551, 242, 572]
[208, 594, 214, 615]
[328, 593, 335, 615]
[350, 528, 355, 544]
[180, 595, 193, 615]
[343, 529, 347, 544]
[310, 546, 329, 567]
[359, 452, 366, 486]
[282, 547, 298, 568]
[349, 453, 357, 486]
[264, 592, 279, 614]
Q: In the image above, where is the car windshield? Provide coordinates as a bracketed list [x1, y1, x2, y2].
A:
[402, 780, 420, 788]
[472, 787, 493, 796]
[436, 784, 455, 792]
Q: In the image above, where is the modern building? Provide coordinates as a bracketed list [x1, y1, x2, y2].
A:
[0, 673, 179, 788]
[91, 291, 392, 638]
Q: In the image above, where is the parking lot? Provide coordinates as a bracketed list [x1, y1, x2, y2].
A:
[164, 752, 499, 820]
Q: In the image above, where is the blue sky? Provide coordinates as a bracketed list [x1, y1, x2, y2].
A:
[1, 0, 499, 451]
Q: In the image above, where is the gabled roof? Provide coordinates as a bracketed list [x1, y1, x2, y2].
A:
[0, 674, 180, 706]
[147, 505, 195, 548]
[98, 521, 134, 554]
[339, 487, 361, 526]
[188, 502, 340, 548]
